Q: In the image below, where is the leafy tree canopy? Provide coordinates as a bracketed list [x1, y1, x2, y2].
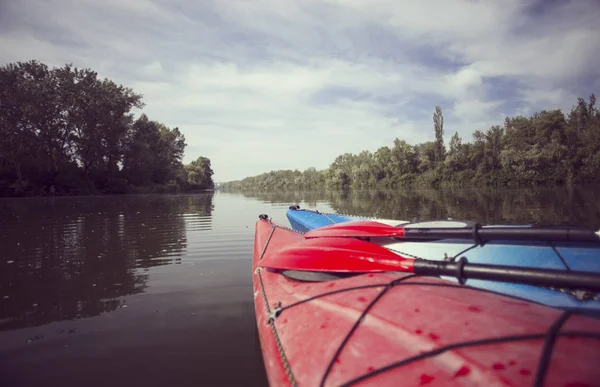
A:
[223, 95, 600, 190]
[0, 60, 214, 196]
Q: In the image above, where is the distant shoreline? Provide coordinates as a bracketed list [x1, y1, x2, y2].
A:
[223, 95, 600, 191]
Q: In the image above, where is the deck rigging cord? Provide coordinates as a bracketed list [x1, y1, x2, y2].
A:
[255, 217, 600, 386]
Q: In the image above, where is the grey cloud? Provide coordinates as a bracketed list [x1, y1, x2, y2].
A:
[1, 0, 599, 180]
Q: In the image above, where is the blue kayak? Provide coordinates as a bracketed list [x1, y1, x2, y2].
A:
[286, 206, 600, 313]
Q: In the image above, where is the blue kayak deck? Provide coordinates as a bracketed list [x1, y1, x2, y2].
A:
[287, 209, 366, 232]
[286, 207, 600, 314]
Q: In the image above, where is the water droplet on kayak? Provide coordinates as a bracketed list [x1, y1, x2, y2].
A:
[468, 306, 481, 312]
[492, 363, 505, 370]
[334, 358, 341, 364]
[320, 323, 327, 329]
[501, 300, 530, 307]
[429, 333, 440, 341]
[465, 322, 470, 326]
[368, 274, 374, 277]
[414, 308, 420, 312]
[415, 329, 422, 335]
[509, 360, 516, 366]
[454, 366, 470, 377]
[357, 296, 367, 302]
[326, 283, 335, 288]
[282, 318, 288, 324]
[520, 369, 531, 376]
[420, 374, 434, 385]
[367, 366, 374, 372]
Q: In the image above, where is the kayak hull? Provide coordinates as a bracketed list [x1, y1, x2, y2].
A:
[252, 218, 600, 386]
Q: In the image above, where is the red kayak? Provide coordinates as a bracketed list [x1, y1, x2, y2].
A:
[252, 216, 600, 387]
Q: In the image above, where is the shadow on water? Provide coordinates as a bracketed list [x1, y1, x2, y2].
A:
[0, 194, 213, 330]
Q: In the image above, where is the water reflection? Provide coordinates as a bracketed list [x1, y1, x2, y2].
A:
[240, 186, 600, 227]
[0, 194, 214, 330]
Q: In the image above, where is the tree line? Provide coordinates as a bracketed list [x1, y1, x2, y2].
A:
[222, 94, 600, 190]
[0, 60, 214, 196]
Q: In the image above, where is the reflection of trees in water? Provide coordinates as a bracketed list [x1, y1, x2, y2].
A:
[241, 187, 600, 228]
[183, 193, 215, 217]
[0, 193, 214, 330]
[130, 194, 214, 267]
[239, 190, 328, 208]
[327, 187, 600, 227]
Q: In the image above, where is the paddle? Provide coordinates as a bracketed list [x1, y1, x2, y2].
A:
[258, 236, 600, 292]
[304, 220, 600, 243]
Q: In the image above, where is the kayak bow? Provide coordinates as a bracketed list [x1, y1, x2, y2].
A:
[252, 216, 600, 387]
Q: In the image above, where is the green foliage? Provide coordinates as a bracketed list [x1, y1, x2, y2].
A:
[222, 95, 600, 190]
[223, 168, 326, 190]
[0, 60, 213, 196]
[184, 157, 215, 190]
[433, 106, 445, 165]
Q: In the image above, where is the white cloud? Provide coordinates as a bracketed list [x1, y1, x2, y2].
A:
[1, 0, 599, 181]
[141, 61, 165, 77]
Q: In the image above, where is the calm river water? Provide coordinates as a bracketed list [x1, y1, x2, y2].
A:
[1, 187, 599, 386]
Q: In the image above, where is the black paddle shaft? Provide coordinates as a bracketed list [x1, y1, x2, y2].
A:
[414, 259, 600, 292]
[402, 227, 600, 243]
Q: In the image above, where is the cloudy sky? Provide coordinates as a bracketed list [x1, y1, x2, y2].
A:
[1, 0, 599, 181]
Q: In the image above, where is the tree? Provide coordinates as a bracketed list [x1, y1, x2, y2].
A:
[122, 115, 187, 186]
[445, 132, 466, 172]
[185, 157, 214, 189]
[222, 94, 600, 190]
[373, 146, 393, 184]
[391, 139, 418, 176]
[484, 126, 504, 171]
[565, 94, 600, 183]
[0, 60, 210, 196]
[327, 153, 355, 188]
[302, 167, 322, 188]
[415, 141, 437, 173]
[433, 106, 445, 165]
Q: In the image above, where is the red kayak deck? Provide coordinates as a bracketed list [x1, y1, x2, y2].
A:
[252, 218, 600, 387]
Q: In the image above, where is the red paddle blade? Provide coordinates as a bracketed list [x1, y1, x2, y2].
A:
[259, 236, 415, 273]
[304, 220, 405, 239]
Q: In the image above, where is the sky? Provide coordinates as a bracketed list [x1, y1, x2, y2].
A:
[1, 0, 599, 182]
